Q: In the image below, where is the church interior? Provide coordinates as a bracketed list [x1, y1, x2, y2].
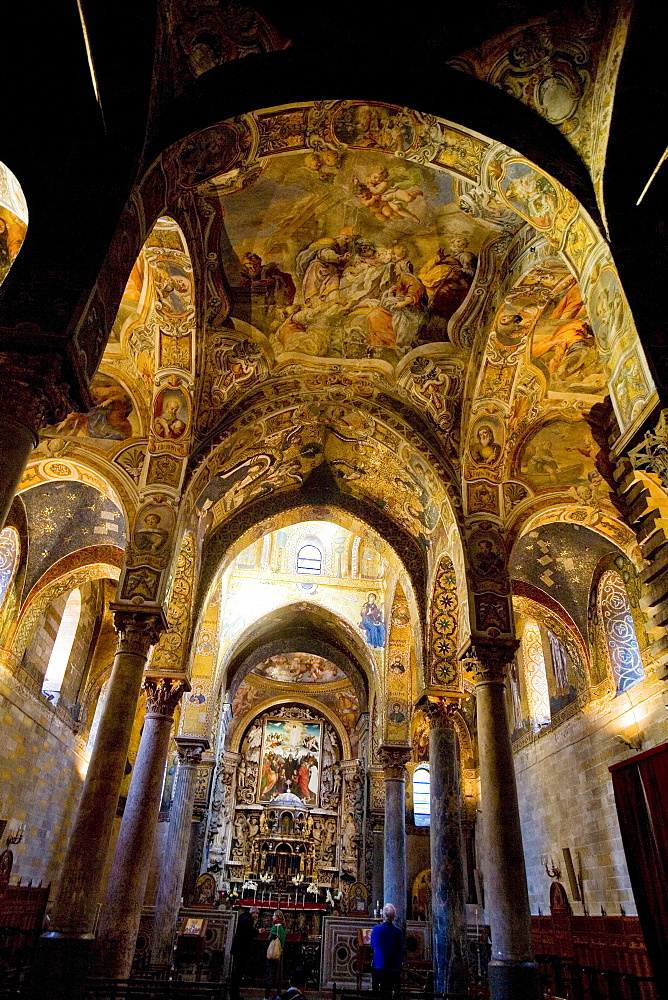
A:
[1, 2, 668, 998]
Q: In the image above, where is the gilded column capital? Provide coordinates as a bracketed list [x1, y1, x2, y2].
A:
[421, 697, 460, 729]
[143, 677, 187, 719]
[464, 638, 519, 686]
[0, 351, 76, 436]
[378, 744, 412, 779]
[174, 736, 210, 767]
[110, 605, 168, 657]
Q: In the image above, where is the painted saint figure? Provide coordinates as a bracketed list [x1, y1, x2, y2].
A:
[360, 592, 385, 647]
[470, 424, 502, 466]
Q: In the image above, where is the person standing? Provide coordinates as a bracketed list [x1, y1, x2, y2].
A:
[264, 909, 287, 999]
[370, 903, 403, 994]
[230, 906, 259, 1000]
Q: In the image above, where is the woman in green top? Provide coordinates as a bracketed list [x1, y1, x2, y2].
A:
[264, 909, 286, 999]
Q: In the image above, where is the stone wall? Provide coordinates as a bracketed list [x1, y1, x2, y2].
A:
[514, 667, 667, 917]
[0, 664, 85, 887]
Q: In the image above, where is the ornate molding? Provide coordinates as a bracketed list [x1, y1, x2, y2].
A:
[0, 351, 76, 435]
[174, 736, 210, 767]
[463, 639, 519, 685]
[628, 409, 668, 489]
[378, 744, 412, 779]
[110, 604, 167, 657]
[143, 677, 187, 718]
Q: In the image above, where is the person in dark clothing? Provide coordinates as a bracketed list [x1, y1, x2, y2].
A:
[370, 903, 403, 994]
[230, 906, 259, 1000]
[275, 966, 307, 1000]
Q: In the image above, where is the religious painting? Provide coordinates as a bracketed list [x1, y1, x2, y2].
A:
[529, 276, 606, 396]
[217, 147, 489, 363]
[257, 719, 322, 805]
[253, 653, 346, 683]
[332, 102, 415, 152]
[154, 261, 193, 319]
[468, 415, 504, 468]
[39, 374, 138, 449]
[109, 259, 144, 343]
[359, 592, 385, 648]
[518, 419, 601, 492]
[469, 528, 506, 581]
[589, 265, 625, 359]
[0, 205, 27, 286]
[495, 159, 560, 230]
[152, 386, 189, 440]
[133, 503, 174, 555]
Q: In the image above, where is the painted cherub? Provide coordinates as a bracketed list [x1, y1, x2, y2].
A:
[356, 167, 423, 222]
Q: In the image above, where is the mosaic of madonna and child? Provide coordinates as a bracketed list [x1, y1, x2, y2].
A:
[218, 149, 490, 363]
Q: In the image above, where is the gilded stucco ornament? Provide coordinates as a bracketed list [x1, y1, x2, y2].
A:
[628, 410, 668, 489]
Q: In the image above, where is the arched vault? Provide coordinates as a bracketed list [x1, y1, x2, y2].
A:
[222, 601, 376, 713]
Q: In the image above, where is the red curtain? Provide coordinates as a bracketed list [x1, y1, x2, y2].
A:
[610, 743, 668, 995]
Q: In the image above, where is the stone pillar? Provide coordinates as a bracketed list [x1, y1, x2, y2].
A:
[425, 700, 467, 994]
[378, 745, 411, 930]
[0, 352, 73, 530]
[371, 820, 384, 915]
[471, 642, 541, 1000]
[92, 677, 186, 979]
[151, 737, 209, 968]
[31, 609, 165, 997]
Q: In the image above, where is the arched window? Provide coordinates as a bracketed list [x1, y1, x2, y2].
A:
[522, 619, 551, 731]
[0, 526, 20, 611]
[43, 588, 81, 698]
[296, 543, 322, 575]
[413, 765, 430, 827]
[598, 570, 645, 695]
[86, 677, 109, 752]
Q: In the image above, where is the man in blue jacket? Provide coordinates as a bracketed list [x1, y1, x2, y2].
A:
[370, 903, 403, 994]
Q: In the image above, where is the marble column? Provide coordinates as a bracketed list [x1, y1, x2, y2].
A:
[0, 352, 73, 530]
[151, 737, 209, 968]
[425, 700, 467, 994]
[378, 745, 411, 931]
[472, 642, 541, 1000]
[31, 609, 164, 997]
[92, 677, 187, 979]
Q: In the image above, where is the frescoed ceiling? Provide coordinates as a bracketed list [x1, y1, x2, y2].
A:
[13, 92, 656, 655]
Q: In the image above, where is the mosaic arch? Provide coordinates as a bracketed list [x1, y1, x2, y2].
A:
[221, 601, 379, 697]
[165, 100, 654, 441]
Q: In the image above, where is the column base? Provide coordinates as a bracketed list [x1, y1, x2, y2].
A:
[488, 960, 541, 1000]
[24, 934, 94, 1000]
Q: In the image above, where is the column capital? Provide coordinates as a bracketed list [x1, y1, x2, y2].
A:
[378, 744, 412, 778]
[419, 695, 461, 729]
[461, 638, 519, 685]
[0, 350, 76, 437]
[110, 604, 168, 657]
[143, 677, 188, 719]
[174, 736, 209, 767]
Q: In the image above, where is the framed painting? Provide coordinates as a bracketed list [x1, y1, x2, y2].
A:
[257, 718, 322, 805]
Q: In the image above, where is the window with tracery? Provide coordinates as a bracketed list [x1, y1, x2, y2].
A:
[0, 527, 19, 611]
[598, 570, 645, 695]
[413, 765, 430, 827]
[522, 619, 551, 731]
[296, 543, 322, 575]
[43, 588, 81, 698]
